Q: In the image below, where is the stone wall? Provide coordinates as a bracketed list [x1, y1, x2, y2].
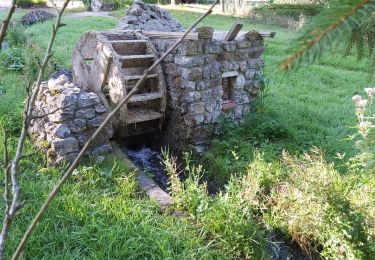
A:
[29, 74, 113, 165]
[152, 31, 265, 152]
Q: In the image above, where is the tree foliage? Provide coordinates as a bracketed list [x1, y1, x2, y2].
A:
[275, 0, 375, 75]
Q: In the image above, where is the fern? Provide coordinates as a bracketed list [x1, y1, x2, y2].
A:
[279, 0, 375, 77]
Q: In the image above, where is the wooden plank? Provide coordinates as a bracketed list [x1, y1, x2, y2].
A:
[124, 74, 158, 81]
[141, 31, 200, 40]
[126, 109, 162, 124]
[120, 54, 155, 68]
[129, 92, 162, 103]
[224, 21, 243, 41]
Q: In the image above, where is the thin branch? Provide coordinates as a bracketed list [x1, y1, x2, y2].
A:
[19, 148, 42, 160]
[2, 127, 10, 214]
[12, 1, 219, 258]
[0, 0, 72, 259]
[0, 0, 17, 49]
[30, 105, 71, 119]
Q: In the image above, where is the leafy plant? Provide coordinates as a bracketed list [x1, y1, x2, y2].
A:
[0, 47, 25, 71]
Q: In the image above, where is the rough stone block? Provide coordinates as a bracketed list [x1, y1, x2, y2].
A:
[237, 40, 252, 49]
[181, 67, 203, 81]
[163, 63, 179, 77]
[76, 108, 96, 119]
[95, 104, 107, 114]
[249, 47, 265, 59]
[53, 124, 71, 139]
[235, 49, 250, 60]
[181, 91, 201, 103]
[223, 42, 236, 52]
[201, 90, 213, 101]
[234, 74, 245, 89]
[91, 143, 113, 155]
[77, 92, 100, 108]
[248, 58, 265, 70]
[212, 87, 224, 99]
[69, 119, 86, 133]
[189, 102, 205, 114]
[182, 81, 196, 91]
[204, 41, 221, 54]
[175, 56, 204, 68]
[87, 115, 106, 129]
[178, 40, 203, 56]
[197, 81, 209, 91]
[52, 137, 79, 155]
[218, 51, 235, 61]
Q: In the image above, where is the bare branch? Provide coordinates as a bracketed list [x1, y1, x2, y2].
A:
[2, 127, 10, 213]
[0, 0, 17, 49]
[0, 0, 72, 258]
[12, 1, 219, 258]
[30, 105, 71, 119]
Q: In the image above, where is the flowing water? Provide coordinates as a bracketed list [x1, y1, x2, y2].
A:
[121, 145, 169, 191]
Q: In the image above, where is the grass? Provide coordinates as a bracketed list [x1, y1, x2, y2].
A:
[0, 4, 374, 259]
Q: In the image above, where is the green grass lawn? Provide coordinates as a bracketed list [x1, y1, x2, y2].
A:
[0, 5, 374, 259]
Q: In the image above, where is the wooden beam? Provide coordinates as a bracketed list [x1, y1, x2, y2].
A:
[141, 31, 200, 40]
[224, 21, 243, 41]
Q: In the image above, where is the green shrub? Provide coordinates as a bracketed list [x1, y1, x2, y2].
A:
[17, 0, 47, 7]
[163, 151, 269, 259]
[0, 47, 25, 71]
[264, 149, 374, 258]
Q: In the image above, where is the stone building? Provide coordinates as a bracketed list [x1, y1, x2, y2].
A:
[72, 0, 267, 153]
[30, 0, 270, 164]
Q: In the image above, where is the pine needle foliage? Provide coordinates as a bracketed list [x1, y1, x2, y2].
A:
[279, 0, 375, 77]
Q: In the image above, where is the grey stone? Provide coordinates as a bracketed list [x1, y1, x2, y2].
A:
[189, 102, 205, 114]
[77, 92, 100, 108]
[223, 42, 236, 52]
[182, 81, 196, 91]
[194, 114, 204, 125]
[237, 41, 252, 49]
[53, 124, 71, 139]
[48, 74, 70, 88]
[205, 42, 221, 54]
[175, 56, 204, 68]
[245, 69, 256, 79]
[205, 102, 215, 113]
[95, 104, 107, 114]
[52, 137, 79, 156]
[179, 41, 203, 56]
[181, 91, 201, 103]
[69, 119, 86, 133]
[91, 144, 113, 155]
[51, 69, 73, 83]
[212, 87, 224, 99]
[76, 108, 96, 119]
[234, 74, 245, 89]
[197, 81, 209, 91]
[87, 115, 106, 128]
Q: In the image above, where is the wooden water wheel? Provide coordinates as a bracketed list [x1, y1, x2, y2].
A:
[72, 30, 167, 138]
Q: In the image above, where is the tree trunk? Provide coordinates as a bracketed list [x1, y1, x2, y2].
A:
[171, 0, 182, 5]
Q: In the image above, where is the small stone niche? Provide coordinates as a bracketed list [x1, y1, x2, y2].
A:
[222, 71, 238, 111]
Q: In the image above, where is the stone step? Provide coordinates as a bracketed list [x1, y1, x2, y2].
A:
[111, 40, 148, 56]
[120, 55, 154, 68]
[129, 92, 162, 103]
[126, 109, 162, 124]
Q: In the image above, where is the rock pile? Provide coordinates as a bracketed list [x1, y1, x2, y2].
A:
[29, 75, 113, 165]
[118, 0, 184, 32]
[21, 10, 55, 26]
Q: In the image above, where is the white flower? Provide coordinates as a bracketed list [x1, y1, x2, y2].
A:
[358, 99, 368, 108]
[365, 87, 375, 98]
[352, 94, 363, 106]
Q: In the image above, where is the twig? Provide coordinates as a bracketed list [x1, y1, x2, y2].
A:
[19, 148, 42, 160]
[2, 127, 10, 215]
[30, 105, 71, 119]
[0, 0, 72, 259]
[0, 0, 17, 50]
[12, 0, 219, 258]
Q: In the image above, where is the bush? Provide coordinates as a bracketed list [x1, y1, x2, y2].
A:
[163, 150, 269, 259]
[0, 47, 25, 72]
[17, 0, 47, 7]
[263, 149, 374, 258]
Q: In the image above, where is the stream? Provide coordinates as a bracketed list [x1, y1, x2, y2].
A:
[121, 145, 169, 191]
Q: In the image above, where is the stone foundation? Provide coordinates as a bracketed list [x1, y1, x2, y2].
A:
[29, 74, 113, 165]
